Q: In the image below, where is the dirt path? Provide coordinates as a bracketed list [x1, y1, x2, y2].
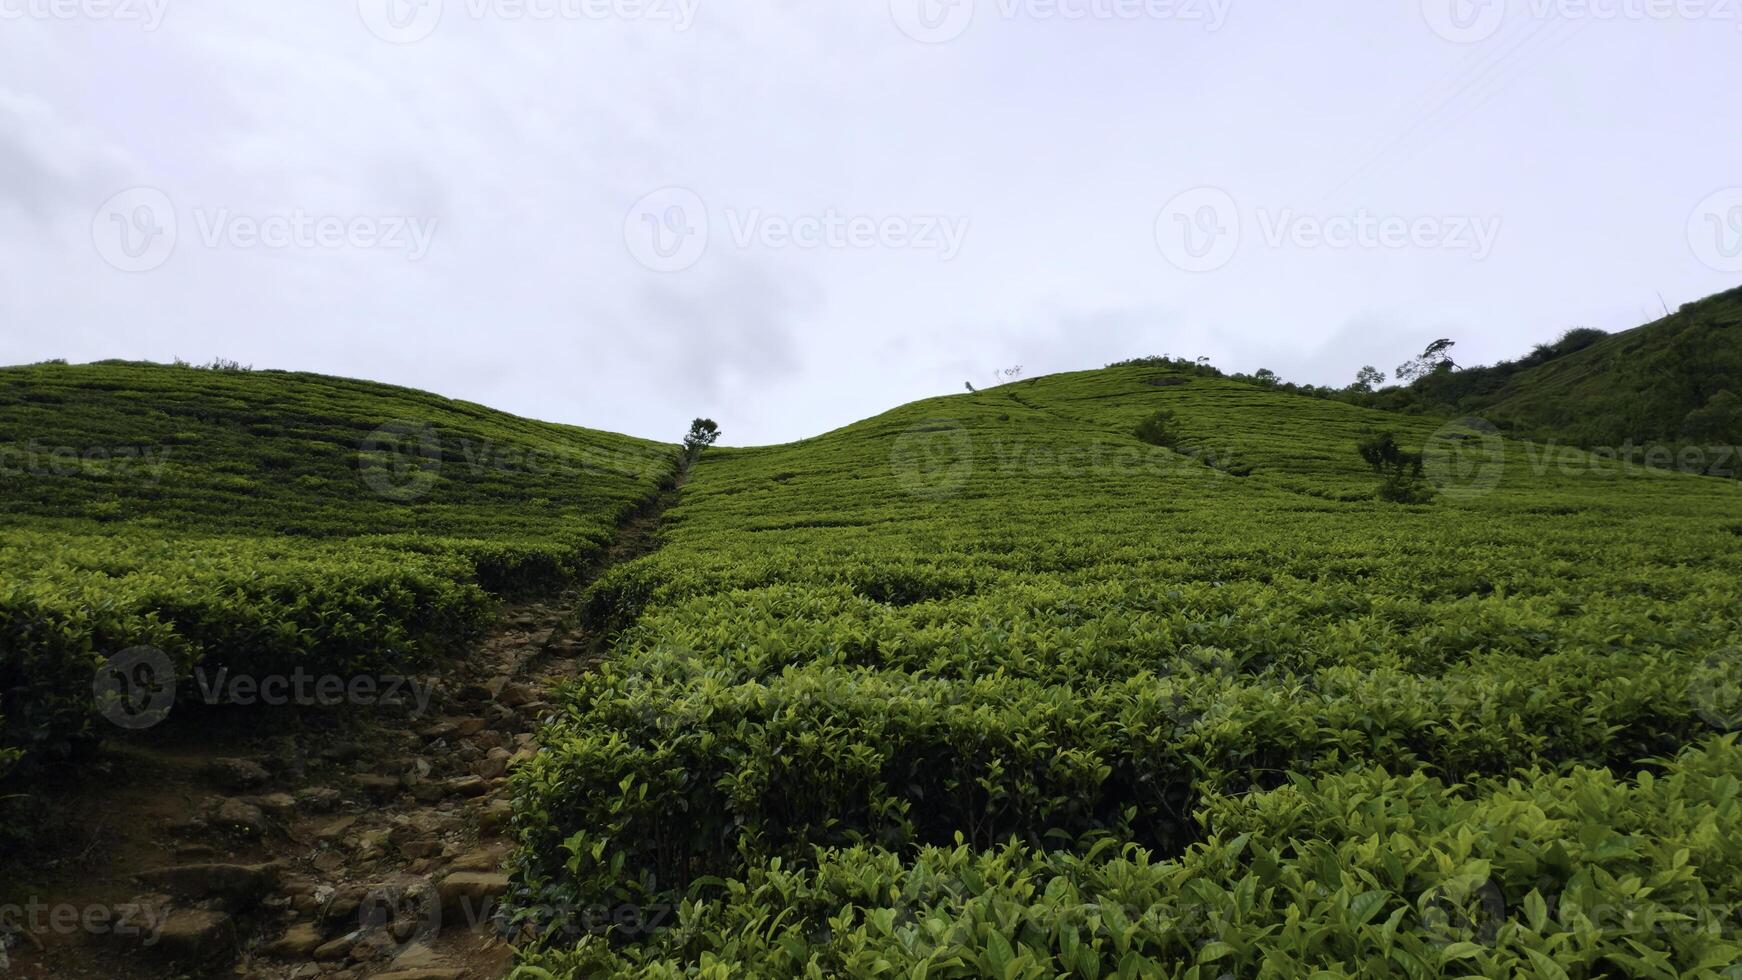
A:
[0, 479, 685, 979]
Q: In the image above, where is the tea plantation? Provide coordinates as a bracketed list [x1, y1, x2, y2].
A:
[0, 361, 676, 772]
[509, 366, 1742, 977]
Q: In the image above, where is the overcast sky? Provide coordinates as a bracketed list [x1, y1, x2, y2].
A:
[2, 1, 1738, 445]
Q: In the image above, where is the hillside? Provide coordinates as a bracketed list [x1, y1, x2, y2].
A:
[0, 361, 676, 774]
[518, 366, 1742, 977]
[1385, 284, 1742, 452]
[5, 361, 1742, 977]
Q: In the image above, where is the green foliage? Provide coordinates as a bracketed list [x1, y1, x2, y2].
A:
[507, 363, 1742, 976]
[0, 362, 677, 769]
[1357, 432, 1434, 504]
[683, 418, 720, 461]
[519, 737, 1742, 978]
[1131, 410, 1178, 448]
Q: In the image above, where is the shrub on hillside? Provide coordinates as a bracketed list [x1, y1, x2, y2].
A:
[1133, 410, 1180, 448]
[1357, 431, 1434, 503]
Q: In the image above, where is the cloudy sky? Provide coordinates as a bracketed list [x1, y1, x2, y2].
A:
[2, 1, 1738, 445]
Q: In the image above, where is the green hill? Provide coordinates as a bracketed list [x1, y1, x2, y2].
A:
[1383, 284, 1742, 455]
[0, 361, 676, 772]
[516, 366, 1742, 977]
[5, 357, 1742, 976]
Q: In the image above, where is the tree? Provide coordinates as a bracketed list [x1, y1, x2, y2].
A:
[1252, 368, 1279, 387]
[1683, 390, 1742, 444]
[1357, 431, 1434, 503]
[1352, 365, 1386, 392]
[683, 418, 720, 462]
[993, 365, 1024, 385]
[1395, 339, 1458, 384]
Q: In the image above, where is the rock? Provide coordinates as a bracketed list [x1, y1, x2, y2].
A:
[444, 775, 487, 798]
[400, 757, 433, 787]
[206, 757, 270, 790]
[355, 774, 401, 800]
[453, 717, 489, 737]
[261, 921, 326, 958]
[150, 908, 235, 961]
[313, 934, 355, 961]
[450, 845, 508, 872]
[248, 792, 298, 818]
[436, 872, 510, 921]
[315, 814, 358, 842]
[312, 850, 346, 872]
[296, 786, 341, 811]
[374, 970, 466, 980]
[418, 720, 460, 741]
[321, 883, 368, 923]
[211, 798, 267, 836]
[478, 799, 513, 834]
[495, 682, 535, 708]
[352, 828, 394, 860]
[136, 862, 281, 906]
[473, 755, 506, 780]
[401, 838, 442, 859]
[322, 742, 366, 762]
[386, 943, 446, 970]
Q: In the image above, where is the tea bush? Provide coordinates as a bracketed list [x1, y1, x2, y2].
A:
[0, 362, 677, 769]
[510, 366, 1742, 975]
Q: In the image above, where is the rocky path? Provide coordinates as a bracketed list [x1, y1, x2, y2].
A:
[1, 484, 682, 979]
